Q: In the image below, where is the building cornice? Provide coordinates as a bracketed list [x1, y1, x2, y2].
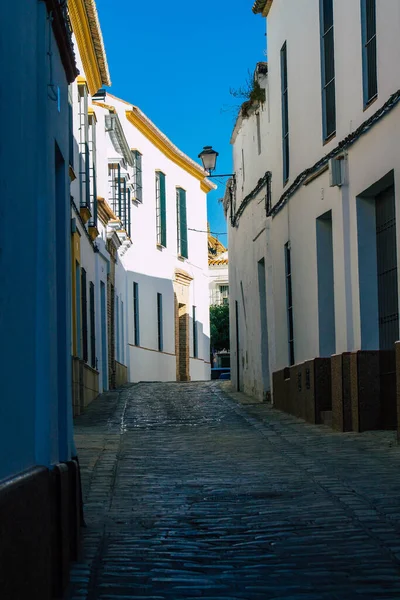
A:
[105, 112, 134, 167]
[120, 103, 215, 193]
[175, 268, 193, 286]
[97, 196, 117, 226]
[68, 0, 111, 95]
[252, 0, 273, 16]
[92, 100, 116, 113]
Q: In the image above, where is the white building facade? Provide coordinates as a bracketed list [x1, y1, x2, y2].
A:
[208, 233, 229, 307]
[94, 93, 213, 383]
[228, 0, 400, 429]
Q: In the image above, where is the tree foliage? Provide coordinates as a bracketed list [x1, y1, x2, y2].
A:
[210, 304, 230, 352]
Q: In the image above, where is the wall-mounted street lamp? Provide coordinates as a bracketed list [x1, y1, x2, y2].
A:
[199, 146, 236, 226]
[198, 146, 236, 180]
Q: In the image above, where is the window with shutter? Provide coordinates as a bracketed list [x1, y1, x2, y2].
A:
[78, 82, 90, 209]
[156, 171, 167, 247]
[121, 301, 125, 363]
[157, 293, 163, 352]
[285, 243, 295, 366]
[320, 0, 336, 140]
[133, 282, 140, 346]
[75, 262, 81, 358]
[132, 151, 143, 203]
[280, 42, 289, 183]
[193, 306, 198, 358]
[361, 0, 377, 106]
[116, 296, 120, 363]
[81, 268, 88, 363]
[176, 187, 188, 259]
[88, 112, 97, 228]
[89, 282, 96, 368]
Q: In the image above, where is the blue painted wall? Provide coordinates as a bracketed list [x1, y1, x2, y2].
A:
[0, 0, 74, 480]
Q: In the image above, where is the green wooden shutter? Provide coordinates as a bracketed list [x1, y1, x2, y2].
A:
[179, 188, 188, 258]
[136, 152, 143, 202]
[160, 173, 167, 247]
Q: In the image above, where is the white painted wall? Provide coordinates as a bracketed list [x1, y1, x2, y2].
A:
[209, 257, 229, 306]
[94, 94, 211, 382]
[228, 1, 400, 399]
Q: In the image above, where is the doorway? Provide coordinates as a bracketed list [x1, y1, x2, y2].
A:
[375, 185, 399, 350]
[258, 259, 270, 399]
[100, 281, 108, 391]
[178, 303, 189, 382]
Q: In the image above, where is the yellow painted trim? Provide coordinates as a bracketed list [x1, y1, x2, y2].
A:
[263, 0, 273, 16]
[77, 75, 88, 88]
[88, 107, 97, 122]
[201, 181, 212, 193]
[88, 225, 99, 241]
[126, 109, 215, 192]
[92, 100, 116, 113]
[69, 0, 110, 95]
[80, 206, 91, 224]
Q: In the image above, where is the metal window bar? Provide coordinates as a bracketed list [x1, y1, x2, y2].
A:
[127, 188, 131, 238]
[89, 282, 96, 368]
[281, 42, 290, 183]
[176, 188, 181, 255]
[176, 188, 188, 258]
[88, 115, 97, 227]
[320, 0, 336, 139]
[81, 268, 88, 363]
[78, 84, 90, 208]
[256, 112, 262, 156]
[68, 93, 74, 168]
[362, 0, 377, 104]
[117, 163, 122, 220]
[376, 186, 399, 350]
[121, 301, 125, 363]
[193, 306, 198, 358]
[133, 151, 143, 202]
[122, 178, 127, 231]
[157, 293, 163, 352]
[133, 282, 140, 346]
[156, 172, 162, 244]
[116, 296, 119, 363]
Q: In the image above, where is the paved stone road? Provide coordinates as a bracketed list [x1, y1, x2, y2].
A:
[67, 382, 400, 600]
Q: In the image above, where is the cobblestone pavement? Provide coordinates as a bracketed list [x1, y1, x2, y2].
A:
[67, 381, 400, 600]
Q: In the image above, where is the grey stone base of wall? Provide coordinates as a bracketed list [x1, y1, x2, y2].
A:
[332, 350, 396, 433]
[72, 357, 99, 416]
[273, 358, 331, 425]
[115, 361, 128, 388]
[273, 350, 397, 434]
[0, 460, 83, 599]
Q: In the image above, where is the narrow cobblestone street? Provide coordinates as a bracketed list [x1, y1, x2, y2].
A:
[67, 382, 400, 600]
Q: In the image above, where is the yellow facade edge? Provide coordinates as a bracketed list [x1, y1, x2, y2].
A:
[263, 0, 273, 16]
[125, 110, 215, 192]
[201, 180, 213, 193]
[92, 100, 116, 113]
[69, 0, 107, 95]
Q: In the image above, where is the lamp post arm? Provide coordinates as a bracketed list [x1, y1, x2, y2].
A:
[207, 173, 236, 179]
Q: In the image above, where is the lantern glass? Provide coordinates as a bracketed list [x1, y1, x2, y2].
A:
[198, 146, 218, 173]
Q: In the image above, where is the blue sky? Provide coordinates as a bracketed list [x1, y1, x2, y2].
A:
[96, 0, 266, 246]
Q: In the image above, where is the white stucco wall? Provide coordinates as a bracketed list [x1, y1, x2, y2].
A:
[228, 0, 400, 398]
[94, 94, 211, 382]
[209, 260, 229, 305]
